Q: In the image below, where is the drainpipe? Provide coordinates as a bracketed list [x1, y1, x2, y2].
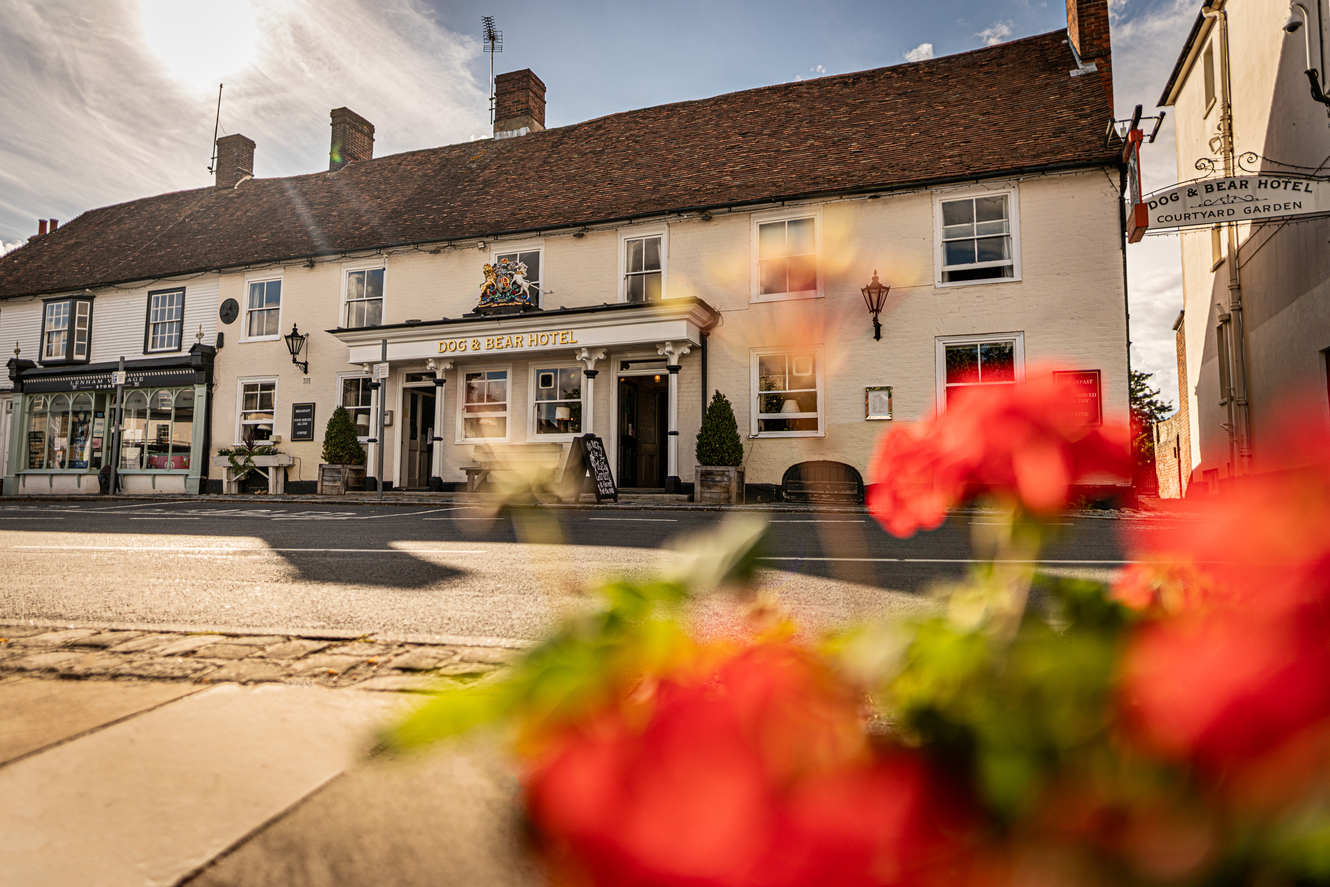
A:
[1204, 2, 1252, 476]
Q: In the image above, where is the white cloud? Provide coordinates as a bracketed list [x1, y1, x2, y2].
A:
[791, 64, 828, 82]
[0, 0, 488, 245]
[976, 21, 1013, 47]
[0, 240, 23, 256]
[904, 43, 935, 63]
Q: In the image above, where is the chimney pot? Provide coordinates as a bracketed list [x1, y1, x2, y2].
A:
[37, 220, 47, 237]
[330, 108, 375, 171]
[494, 69, 546, 138]
[49, 219, 58, 231]
[214, 134, 256, 189]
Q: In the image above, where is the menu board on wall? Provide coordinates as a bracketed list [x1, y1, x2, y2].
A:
[291, 403, 316, 441]
[1053, 370, 1103, 426]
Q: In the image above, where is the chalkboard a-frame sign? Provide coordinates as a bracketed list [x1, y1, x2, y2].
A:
[561, 434, 618, 502]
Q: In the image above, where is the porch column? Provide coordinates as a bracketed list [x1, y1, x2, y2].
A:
[362, 363, 377, 491]
[656, 341, 691, 494]
[427, 359, 452, 492]
[575, 348, 606, 435]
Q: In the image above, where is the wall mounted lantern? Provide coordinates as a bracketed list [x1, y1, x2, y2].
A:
[861, 270, 890, 341]
[284, 324, 309, 374]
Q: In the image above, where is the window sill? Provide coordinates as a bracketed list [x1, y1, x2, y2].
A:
[239, 336, 281, 344]
[935, 274, 1021, 289]
[1210, 258, 1225, 272]
[749, 431, 826, 439]
[750, 291, 823, 304]
[145, 347, 185, 355]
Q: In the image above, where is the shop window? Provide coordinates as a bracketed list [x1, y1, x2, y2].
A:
[936, 333, 1024, 410]
[239, 379, 277, 441]
[339, 375, 374, 440]
[936, 191, 1019, 284]
[623, 235, 663, 302]
[533, 366, 583, 436]
[120, 391, 148, 469]
[344, 268, 384, 328]
[40, 296, 92, 364]
[25, 393, 106, 471]
[146, 288, 185, 353]
[245, 279, 282, 340]
[68, 393, 97, 469]
[754, 215, 819, 300]
[461, 369, 509, 441]
[752, 348, 823, 436]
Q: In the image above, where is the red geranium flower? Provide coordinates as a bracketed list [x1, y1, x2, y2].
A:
[868, 371, 1130, 537]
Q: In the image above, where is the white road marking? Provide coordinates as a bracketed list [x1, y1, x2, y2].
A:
[769, 520, 865, 523]
[423, 517, 504, 521]
[757, 557, 1136, 564]
[8, 545, 486, 554]
[128, 517, 201, 521]
[0, 517, 65, 520]
[81, 502, 188, 511]
[588, 518, 677, 522]
[362, 507, 465, 519]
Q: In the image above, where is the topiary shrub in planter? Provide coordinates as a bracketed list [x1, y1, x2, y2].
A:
[318, 405, 367, 495]
[695, 390, 744, 504]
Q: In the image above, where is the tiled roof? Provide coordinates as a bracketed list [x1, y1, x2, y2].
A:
[0, 29, 1117, 299]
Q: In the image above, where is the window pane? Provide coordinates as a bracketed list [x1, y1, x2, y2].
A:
[945, 266, 1011, 283]
[248, 282, 266, 309]
[27, 397, 48, 469]
[757, 222, 784, 259]
[558, 367, 582, 398]
[365, 268, 383, 299]
[265, 280, 282, 306]
[942, 200, 974, 228]
[789, 354, 816, 387]
[172, 389, 194, 465]
[980, 342, 1015, 382]
[974, 195, 1007, 224]
[627, 240, 643, 274]
[788, 255, 817, 292]
[944, 241, 976, 266]
[644, 237, 661, 270]
[486, 376, 507, 404]
[465, 373, 485, 405]
[758, 354, 787, 391]
[975, 236, 1010, 263]
[759, 258, 787, 295]
[365, 300, 382, 327]
[643, 272, 662, 302]
[626, 275, 644, 302]
[347, 271, 364, 301]
[945, 345, 980, 384]
[974, 220, 1009, 237]
[787, 218, 815, 255]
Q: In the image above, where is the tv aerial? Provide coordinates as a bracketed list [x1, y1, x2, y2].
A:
[482, 16, 502, 125]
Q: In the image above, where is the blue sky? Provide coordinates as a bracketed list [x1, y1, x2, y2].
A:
[0, 0, 1197, 398]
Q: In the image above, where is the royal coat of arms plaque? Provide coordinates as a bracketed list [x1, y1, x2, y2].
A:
[475, 257, 538, 314]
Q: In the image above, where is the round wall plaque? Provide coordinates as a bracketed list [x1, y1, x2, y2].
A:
[219, 298, 239, 324]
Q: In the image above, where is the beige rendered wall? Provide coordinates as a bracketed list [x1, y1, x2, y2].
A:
[1169, 0, 1330, 480]
[211, 166, 1128, 490]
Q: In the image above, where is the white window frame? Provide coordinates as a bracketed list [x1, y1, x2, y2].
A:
[934, 332, 1026, 413]
[527, 362, 586, 442]
[617, 226, 669, 303]
[235, 376, 278, 443]
[241, 274, 284, 342]
[490, 241, 545, 309]
[750, 207, 823, 303]
[933, 186, 1022, 287]
[335, 372, 374, 442]
[146, 288, 186, 354]
[340, 261, 386, 329]
[750, 346, 825, 438]
[39, 296, 92, 364]
[456, 364, 512, 444]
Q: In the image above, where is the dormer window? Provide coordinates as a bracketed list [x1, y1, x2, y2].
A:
[41, 296, 92, 364]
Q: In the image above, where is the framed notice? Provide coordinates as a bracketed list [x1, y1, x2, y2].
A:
[865, 386, 893, 420]
[1053, 370, 1102, 426]
[291, 403, 316, 441]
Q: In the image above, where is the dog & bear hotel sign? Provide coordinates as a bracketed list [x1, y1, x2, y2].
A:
[1145, 175, 1330, 229]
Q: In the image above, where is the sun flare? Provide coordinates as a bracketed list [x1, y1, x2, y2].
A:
[139, 0, 259, 87]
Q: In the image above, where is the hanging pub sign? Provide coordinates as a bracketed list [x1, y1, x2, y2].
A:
[1124, 129, 1148, 244]
[1145, 174, 1330, 230]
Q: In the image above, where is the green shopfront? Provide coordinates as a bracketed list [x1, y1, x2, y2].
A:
[3, 346, 214, 496]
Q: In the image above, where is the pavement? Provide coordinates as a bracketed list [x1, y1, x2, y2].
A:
[0, 621, 542, 887]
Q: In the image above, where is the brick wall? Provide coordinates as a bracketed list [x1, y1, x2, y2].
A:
[494, 69, 546, 135]
[214, 134, 255, 189]
[1067, 0, 1114, 111]
[1155, 313, 1193, 498]
[330, 108, 375, 171]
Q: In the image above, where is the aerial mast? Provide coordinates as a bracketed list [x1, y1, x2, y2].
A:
[207, 83, 223, 175]
[482, 16, 502, 126]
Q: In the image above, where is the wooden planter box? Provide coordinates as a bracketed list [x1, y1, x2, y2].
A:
[317, 463, 367, 495]
[210, 454, 294, 495]
[695, 465, 745, 505]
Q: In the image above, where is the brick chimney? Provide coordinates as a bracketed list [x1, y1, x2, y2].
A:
[494, 69, 545, 139]
[214, 134, 255, 189]
[330, 107, 375, 171]
[1067, 0, 1113, 111]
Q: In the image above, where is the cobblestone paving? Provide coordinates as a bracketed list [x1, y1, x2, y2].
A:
[0, 623, 518, 691]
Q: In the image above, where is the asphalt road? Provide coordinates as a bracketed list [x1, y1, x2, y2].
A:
[0, 500, 1154, 643]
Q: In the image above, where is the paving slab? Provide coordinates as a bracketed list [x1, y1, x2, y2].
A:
[390, 646, 457, 672]
[78, 630, 147, 649]
[261, 640, 329, 660]
[155, 635, 226, 656]
[186, 740, 544, 887]
[21, 628, 100, 647]
[195, 644, 258, 660]
[0, 683, 402, 887]
[0, 679, 199, 766]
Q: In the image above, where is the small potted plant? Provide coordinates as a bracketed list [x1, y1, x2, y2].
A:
[317, 405, 367, 494]
[694, 391, 745, 504]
